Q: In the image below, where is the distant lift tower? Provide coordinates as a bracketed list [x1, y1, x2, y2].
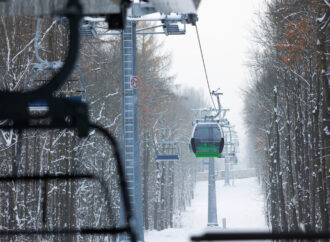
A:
[120, 2, 198, 241]
[221, 121, 238, 186]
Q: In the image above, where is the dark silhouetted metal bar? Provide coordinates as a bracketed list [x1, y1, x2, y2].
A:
[190, 231, 330, 241]
[0, 227, 129, 236]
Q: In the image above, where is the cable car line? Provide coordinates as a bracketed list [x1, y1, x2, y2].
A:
[194, 23, 216, 109]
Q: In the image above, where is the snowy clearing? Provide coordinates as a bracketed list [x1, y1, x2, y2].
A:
[145, 177, 268, 242]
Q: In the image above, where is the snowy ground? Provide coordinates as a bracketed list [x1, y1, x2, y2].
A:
[145, 177, 268, 242]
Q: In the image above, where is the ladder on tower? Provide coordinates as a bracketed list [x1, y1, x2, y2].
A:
[122, 19, 136, 213]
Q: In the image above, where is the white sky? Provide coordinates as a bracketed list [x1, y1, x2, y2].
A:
[162, 0, 264, 168]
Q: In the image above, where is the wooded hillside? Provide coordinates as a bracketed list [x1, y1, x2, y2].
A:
[244, 0, 329, 232]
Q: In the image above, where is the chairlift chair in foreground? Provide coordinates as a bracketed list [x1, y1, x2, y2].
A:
[190, 122, 224, 158]
[0, 2, 137, 240]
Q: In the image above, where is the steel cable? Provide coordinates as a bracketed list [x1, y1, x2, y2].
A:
[194, 24, 216, 109]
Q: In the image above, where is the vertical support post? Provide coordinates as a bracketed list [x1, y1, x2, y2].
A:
[224, 160, 230, 186]
[169, 148, 175, 228]
[222, 218, 227, 229]
[120, 18, 144, 241]
[208, 157, 218, 227]
[132, 19, 144, 241]
[224, 128, 230, 186]
[160, 158, 166, 229]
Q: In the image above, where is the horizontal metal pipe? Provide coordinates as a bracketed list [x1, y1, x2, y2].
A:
[191, 231, 330, 241]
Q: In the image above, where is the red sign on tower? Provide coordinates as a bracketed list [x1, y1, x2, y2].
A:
[130, 76, 139, 89]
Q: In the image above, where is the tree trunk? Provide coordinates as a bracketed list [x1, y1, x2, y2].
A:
[317, 9, 330, 230]
[143, 130, 150, 230]
[285, 94, 298, 231]
[273, 85, 288, 231]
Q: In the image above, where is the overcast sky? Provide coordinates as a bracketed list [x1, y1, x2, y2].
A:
[162, 0, 264, 167]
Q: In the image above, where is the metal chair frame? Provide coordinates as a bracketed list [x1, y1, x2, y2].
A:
[156, 141, 180, 161]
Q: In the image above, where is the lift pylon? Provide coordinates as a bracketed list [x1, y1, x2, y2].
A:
[119, 3, 198, 241]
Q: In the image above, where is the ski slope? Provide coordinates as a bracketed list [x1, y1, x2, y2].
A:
[145, 177, 268, 242]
